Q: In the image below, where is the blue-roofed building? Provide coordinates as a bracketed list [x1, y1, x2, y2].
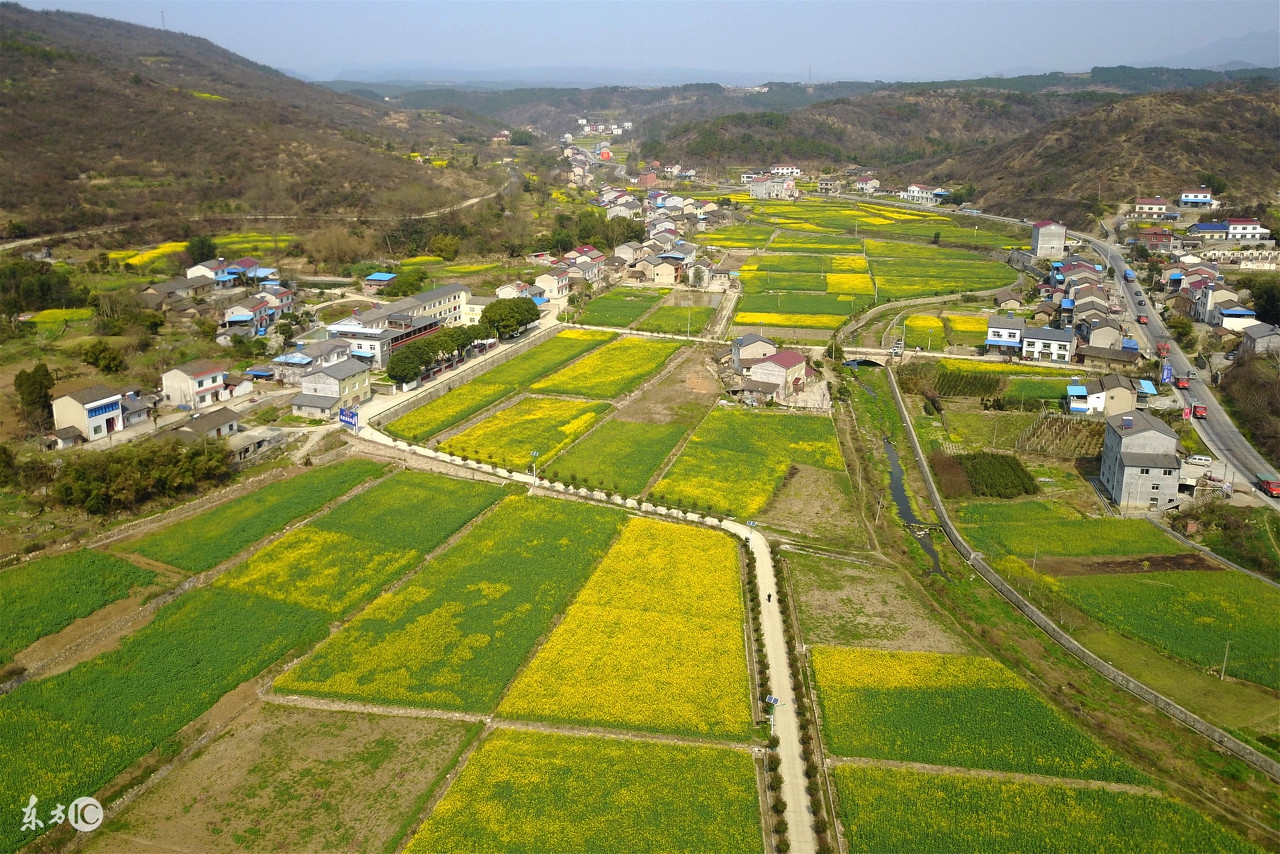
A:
[272, 339, 353, 385]
[1067, 384, 1090, 413]
[1211, 301, 1258, 332]
[1121, 338, 1140, 352]
[365, 272, 397, 288]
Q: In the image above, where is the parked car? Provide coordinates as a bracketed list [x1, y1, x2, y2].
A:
[1187, 455, 1213, 466]
[1137, 299, 1146, 306]
[1226, 350, 1238, 361]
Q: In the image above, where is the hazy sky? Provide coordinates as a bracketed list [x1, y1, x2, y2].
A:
[17, 0, 1280, 84]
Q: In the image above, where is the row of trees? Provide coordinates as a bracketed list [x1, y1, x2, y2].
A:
[0, 259, 91, 317]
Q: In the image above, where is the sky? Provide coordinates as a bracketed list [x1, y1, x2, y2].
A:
[17, 0, 1280, 85]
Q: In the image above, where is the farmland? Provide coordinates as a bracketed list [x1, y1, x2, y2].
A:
[770, 232, 864, 253]
[869, 256, 1016, 299]
[276, 497, 625, 711]
[735, 291, 853, 329]
[438, 397, 612, 468]
[1060, 570, 1280, 690]
[498, 518, 753, 739]
[704, 223, 775, 248]
[385, 329, 614, 442]
[739, 270, 829, 293]
[832, 765, 1256, 854]
[654, 409, 845, 518]
[826, 272, 876, 294]
[1006, 377, 1072, 400]
[126, 459, 386, 572]
[552, 419, 690, 495]
[578, 288, 669, 327]
[942, 312, 989, 346]
[865, 239, 990, 262]
[955, 501, 1189, 559]
[80, 705, 473, 854]
[406, 729, 763, 854]
[812, 647, 1143, 782]
[636, 304, 715, 334]
[734, 311, 846, 330]
[0, 550, 156, 665]
[905, 314, 944, 350]
[749, 199, 1023, 248]
[531, 337, 683, 399]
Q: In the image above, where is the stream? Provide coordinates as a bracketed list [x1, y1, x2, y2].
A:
[882, 437, 947, 579]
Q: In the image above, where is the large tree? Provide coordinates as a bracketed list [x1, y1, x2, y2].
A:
[185, 235, 218, 264]
[14, 362, 55, 429]
[480, 298, 540, 338]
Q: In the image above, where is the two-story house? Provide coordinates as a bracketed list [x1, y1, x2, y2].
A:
[855, 177, 881, 194]
[1178, 187, 1217, 209]
[985, 315, 1025, 354]
[291, 358, 373, 420]
[1030, 221, 1067, 260]
[326, 283, 470, 368]
[271, 338, 354, 385]
[1020, 326, 1075, 362]
[1132, 197, 1170, 217]
[1099, 410, 1180, 511]
[770, 164, 802, 177]
[162, 360, 234, 409]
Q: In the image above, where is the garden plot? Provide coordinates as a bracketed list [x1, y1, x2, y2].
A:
[552, 420, 690, 496]
[385, 329, 614, 443]
[0, 550, 156, 665]
[832, 765, 1255, 854]
[904, 315, 945, 350]
[653, 409, 845, 518]
[406, 729, 763, 854]
[735, 291, 852, 329]
[704, 224, 775, 248]
[276, 497, 625, 711]
[438, 397, 611, 469]
[80, 704, 472, 854]
[577, 288, 669, 327]
[637, 304, 716, 335]
[812, 647, 1143, 783]
[498, 518, 753, 740]
[955, 501, 1189, 560]
[531, 337, 683, 399]
[126, 459, 386, 572]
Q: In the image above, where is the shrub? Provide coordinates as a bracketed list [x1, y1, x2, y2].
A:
[955, 452, 1038, 498]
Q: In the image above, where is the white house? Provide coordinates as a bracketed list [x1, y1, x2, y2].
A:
[1133, 197, 1170, 217]
[855, 177, 881, 194]
[1031, 221, 1067, 260]
[900, 183, 945, 206]
[534, 267, 573, 298]
[291, 358, 373, 420]
[985, 315, 1025, 353]
[1178, 187, 1217, 209]
[740, 171, 763, 184]
[817, 177, 842, 194]
[1227, 218, 1270, 241]
[162, 360, 235, 409]
[51, 384, 126, 444]
[325, 284, 470, 368]
[749, 176, 799, 201]
[1020, 326, 1075, 362]
[771, 164, 802, 177]
[1240, 323, 1280, 357]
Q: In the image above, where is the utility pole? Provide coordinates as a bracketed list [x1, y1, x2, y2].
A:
[1220, 640, 1230, 680]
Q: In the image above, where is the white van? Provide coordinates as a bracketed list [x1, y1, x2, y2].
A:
[1186, 455, 1212, 466]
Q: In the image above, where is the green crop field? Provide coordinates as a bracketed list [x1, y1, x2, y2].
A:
[739, 270, 829, 293]
[531, 337, 683, 399]
[654, 410, 845, 518]
[0, 550, 156, 665]
[751, 254, 835, 273]
[956, 501, 1189, 559]
[385, 329, 615, 442]
[740, 292, 853, 315]
[498, 518, 753, 739]
[276, 496, 625, 711]
[704, 224, 775, 248]
[0, 586, 330, 853]
[864, 239, 990, 261]
[942, 313, 989, 346]
[310, 471, 508, 553]
[439, 397, 611, 469]
[406, 729, 763, 854]
[812, 647, 1142, 782]
[750, 199, 1023, 248]
[770, 232, 864, 253]
[553, 419, 690, 495]
[832, 766, 1256, 854]
[1061, 571, 1280, 690]
[578, 288, 669, 327]
[127, 459, 386, 572]
[870, 257, 1016, 299]
[1005, 377, 1071, 400]
[905, 315, 945, 350]
[635, 305, 716, 335]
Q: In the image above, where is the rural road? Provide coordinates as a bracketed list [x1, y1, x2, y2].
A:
[722, 521, 818, 854]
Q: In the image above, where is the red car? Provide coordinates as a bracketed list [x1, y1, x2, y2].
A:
[1137, 315, 1148, 324]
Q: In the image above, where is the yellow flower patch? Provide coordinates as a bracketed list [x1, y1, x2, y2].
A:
[830, 255, 870, 272]
[531, 337, 683, 399]
[942, 313, 989, 332]
[826, 273, 875, 295]
[125, 242, 189, 266]
[439, 396, 611, 469]
[734, 311, 845, 329]
[498, 518, 753, 739]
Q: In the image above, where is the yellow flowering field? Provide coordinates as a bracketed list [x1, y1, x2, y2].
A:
[826, 273, 876, 294]
[734, 311, 846, 329]
[407, 729, 763, 854]
[811, 647, 1144, 782]
[833, 765, 1255, 853]
[439, 397, 611, 469]
[125, 241, 188, 266]
[904, 314, 944, 349]
[653, 409, 845, 518]
[498, 518, 753, 739]
[831, 255, 870, 272]
[531, 337, 683, 399]
[942, 313, 989, 332]
[216, 528, 420, 618]
[276, 497, 626, 711]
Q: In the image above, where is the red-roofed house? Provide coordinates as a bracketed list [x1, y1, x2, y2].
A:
[1227, 218, 1270, 240]
[748, 350, 816, 403]
[1136, 227, 1178, 253]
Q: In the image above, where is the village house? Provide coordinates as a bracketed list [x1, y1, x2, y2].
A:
[1066, 374, 1156, 416]
[50, 384, 156, 446]
[1031, 302, 1058, 324]
[747, 350, 819, 405]
[1132, 197, 1171, 218]
[326, 283, 470, 368]
[1135, 227, 1179, 254]
[291, 358, 372, 420]
[1030, 221, 1067, 260]
[993, 288, 1024, 310]
[177, 406, 240, 440]
[985, 314, 1025, 355]
[1209, 300, 1258, 331]
[729, 332, 777, 373]
[162, 360, 239, 409]
[271, 338, 354, 385]
[1079, 317, 1125, 350]
[899, 183, 948, 206]
[749, 176, 800, 201]
[771, 164, 802, 177]
[740, 171, 764, 184]
[1240, 323, 1280, 357]
[817, 177, 842, 194]
[1178, 186, 1218, 210]
[463, 295, 495, 325]
[1020, 326, 1074, 362]
[1099, 410, 1181, 511]
[1075, 344, 1141, 370]
[854, 176, 881, 194]
[498, 280, 547, 301]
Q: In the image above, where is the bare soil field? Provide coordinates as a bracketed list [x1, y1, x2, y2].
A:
[613, 351, 720, 425]
[1038, 552, 1223, 578]
[785, 549, 969, 654]
[758, 464, 867, 549]
[82, 703, 473, 854]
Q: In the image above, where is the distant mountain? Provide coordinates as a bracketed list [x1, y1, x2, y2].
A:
[1146, 31, 1280, 73]
[923, 84, 1280, 227]
[0, 3, 501, 234]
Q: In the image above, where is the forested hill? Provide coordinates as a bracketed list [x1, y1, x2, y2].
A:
[923, 83, 1280, 227]
[640, 90, 1108, 168]
[0, 3, 501, 234]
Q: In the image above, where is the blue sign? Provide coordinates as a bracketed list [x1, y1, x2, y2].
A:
[338, 408, 359, 429]
[1161, 363, 1174, 384]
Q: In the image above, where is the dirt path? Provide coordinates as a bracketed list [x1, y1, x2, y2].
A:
[826, 754, 1163, 796]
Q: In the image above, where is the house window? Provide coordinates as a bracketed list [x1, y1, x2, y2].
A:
[92, 425, 103, 436]
[197, 379, 205, 388]
[1151, 484, 1161, 491]
[1139, 468, 1150, 475]
[1163, 469, 1173, 476]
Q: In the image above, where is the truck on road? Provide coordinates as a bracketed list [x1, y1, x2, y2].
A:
[1123, 269, 1137, 283]
[1191, 400, 1207, 419]
[1175, 376, 1191, 390]
[1257, 475, 1280, 498]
